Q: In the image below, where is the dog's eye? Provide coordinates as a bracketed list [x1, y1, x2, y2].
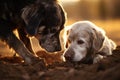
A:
[38, 26, 46, 34]
[77, 40, 84, 44]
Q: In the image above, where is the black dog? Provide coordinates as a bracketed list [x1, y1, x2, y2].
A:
[0, 0, 66, 64]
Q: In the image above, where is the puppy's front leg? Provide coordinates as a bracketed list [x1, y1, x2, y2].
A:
[5, 32, 38, 64]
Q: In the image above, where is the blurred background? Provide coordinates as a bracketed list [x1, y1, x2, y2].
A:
[0, 0, 120, 57]
[60, 0, 120, 45]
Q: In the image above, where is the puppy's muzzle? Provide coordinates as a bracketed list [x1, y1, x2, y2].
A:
[64, 49, 74, 62]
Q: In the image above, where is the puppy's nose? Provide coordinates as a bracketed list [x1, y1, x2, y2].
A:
[64, 50, 74, 61]
[64, 53, 72, 61]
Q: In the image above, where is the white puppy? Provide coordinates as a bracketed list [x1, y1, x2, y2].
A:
[63, 21, 116, 63]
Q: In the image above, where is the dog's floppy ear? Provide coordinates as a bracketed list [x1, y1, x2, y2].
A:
[21, 5, 44, 36]
[91, 28, 105, 53]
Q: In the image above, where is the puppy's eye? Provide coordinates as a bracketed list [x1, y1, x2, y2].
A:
[77, 40, 84, 44]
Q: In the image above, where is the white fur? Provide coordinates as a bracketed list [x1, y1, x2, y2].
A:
[64, 21, 116, 63]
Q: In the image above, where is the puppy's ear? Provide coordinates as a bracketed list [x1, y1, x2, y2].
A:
[92, 28, 105, 53]
[21, 5, 44, 36]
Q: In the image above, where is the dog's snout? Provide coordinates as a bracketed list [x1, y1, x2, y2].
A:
[64, 53, 72, 61]
[64, 49, 74, 61]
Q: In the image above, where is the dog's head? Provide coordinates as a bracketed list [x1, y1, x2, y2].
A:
[64, 21, 105, 63]
[22, 0, 66, 52]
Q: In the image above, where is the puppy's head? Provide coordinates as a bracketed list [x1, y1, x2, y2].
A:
[22, 0, 66, 52]
[64, 21, 105, 63]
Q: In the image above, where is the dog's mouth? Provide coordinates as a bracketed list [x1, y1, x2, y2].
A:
[40, 43, 61, 52]
[65, 58, 93, 64]
[39, 37, 61, 52]
[64, 54, 94, 64]
[35, 29, 62, 52]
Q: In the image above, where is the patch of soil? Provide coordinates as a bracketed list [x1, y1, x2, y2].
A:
[0, 46, 120, 80]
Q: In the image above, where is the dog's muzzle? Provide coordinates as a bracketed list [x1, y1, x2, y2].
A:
[64, 48, 74, 62]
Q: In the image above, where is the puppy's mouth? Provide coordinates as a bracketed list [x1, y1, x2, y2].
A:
[65, 58, 74, 63]
[64, 56, 80, 64]
[65, 56, 93, 64]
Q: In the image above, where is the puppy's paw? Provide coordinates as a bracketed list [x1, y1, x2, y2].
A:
[93, 54, 105, 63]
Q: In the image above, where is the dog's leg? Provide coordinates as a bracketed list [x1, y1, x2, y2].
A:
[17, 27, 35, 54]
[5, 32, 38, 64]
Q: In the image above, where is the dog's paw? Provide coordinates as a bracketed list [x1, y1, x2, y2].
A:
[93, 54, 105, 63]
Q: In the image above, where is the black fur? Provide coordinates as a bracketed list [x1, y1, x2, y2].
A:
[0, 0, 66, 63]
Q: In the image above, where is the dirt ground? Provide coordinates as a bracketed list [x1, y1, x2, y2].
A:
[0, 46, 120, 80]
